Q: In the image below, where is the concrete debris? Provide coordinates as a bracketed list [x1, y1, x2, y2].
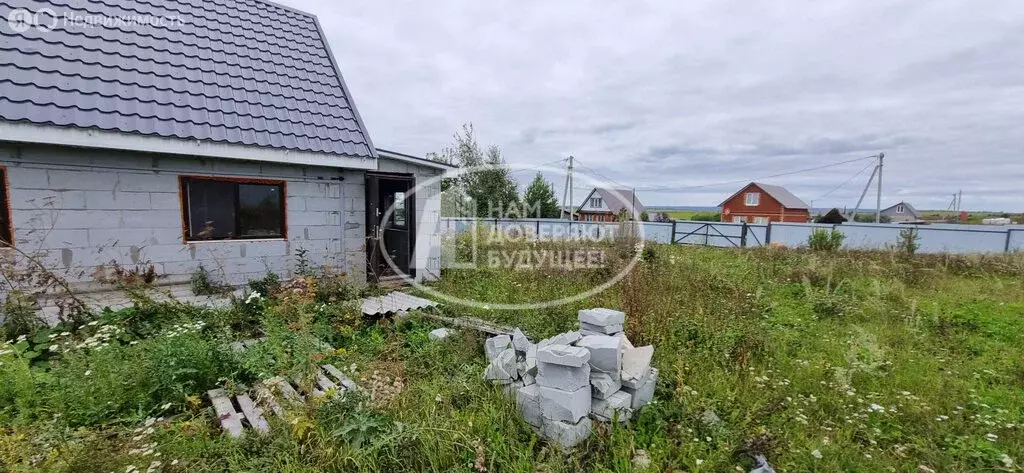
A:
[484, 334, 512, 361]
[512, 328, 532, 353]
[516, 384, 543, 427]
[591, 390, 632, 422]
[590, 371, 622, 399]
[542, 416, 592, 449]
[750, 454, 777, 473]
[621, 345, 654, 387]
[622, 368, 658, 409]
[539, 384, 591, 423]
[580, 321, 624, 335]
[538, 331, 581, 348]
[578, 308, 625, 327]
[428, 328, 455, 340]
[537, 344, 591, 367]
[576, 335, 622, 375]
[483, 348, 517, 382]
[537, 359, 591, 391]
[480, 308, 657, 450]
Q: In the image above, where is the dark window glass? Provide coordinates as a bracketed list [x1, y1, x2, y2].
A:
[391, 191, 406, 228]
[184, 178, 284, 241]
[238, 184, 283, 238]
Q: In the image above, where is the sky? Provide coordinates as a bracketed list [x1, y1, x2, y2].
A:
[284, 0, 1024, 211]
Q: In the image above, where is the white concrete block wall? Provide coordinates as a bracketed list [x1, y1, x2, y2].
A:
[0, 144, 360, 287]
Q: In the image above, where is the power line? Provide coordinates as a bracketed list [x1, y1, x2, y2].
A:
[812, 160, 876, 202]
[634, 154, 880, 192]
[509, 157, 569, 174]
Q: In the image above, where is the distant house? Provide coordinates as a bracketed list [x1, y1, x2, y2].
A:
[880, 202, 920, 223]
[575, 188, 645, 222]
[719, 183, 810, 224]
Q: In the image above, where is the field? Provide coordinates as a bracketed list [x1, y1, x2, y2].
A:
[3, 243, 1024, 472]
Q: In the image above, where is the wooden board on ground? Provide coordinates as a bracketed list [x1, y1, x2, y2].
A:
[207, 388, 244, 438]
[419, 312, 518, 336]
[235, 393, 270, 433]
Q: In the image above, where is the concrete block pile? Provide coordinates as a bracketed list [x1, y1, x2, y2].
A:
[482, 308, 658, 449]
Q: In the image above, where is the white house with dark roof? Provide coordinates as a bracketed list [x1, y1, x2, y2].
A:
[0, 0, 449, 298]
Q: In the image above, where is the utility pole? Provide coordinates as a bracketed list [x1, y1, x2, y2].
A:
[875, 152, 884, 223]
[561, 155, 575, 220]
[849, 163, 879, 222]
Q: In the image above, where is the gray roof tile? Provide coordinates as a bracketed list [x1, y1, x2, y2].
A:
[0, 0, 373, 158]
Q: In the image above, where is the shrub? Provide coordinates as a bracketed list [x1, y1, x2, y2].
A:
[247, 272, 281, 298]
[895, 228, 921, 255]
[807, 228, 845, 251]
[191, 265, 230, 296]
[1, 291, 42, 342]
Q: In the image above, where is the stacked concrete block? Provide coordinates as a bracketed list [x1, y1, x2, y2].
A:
[578, 308, 625, 336]
[535, 344, 592, 447]
[480, 309, 658, 450]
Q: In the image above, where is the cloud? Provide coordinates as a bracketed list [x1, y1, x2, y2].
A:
[287, 0, 1024, 211]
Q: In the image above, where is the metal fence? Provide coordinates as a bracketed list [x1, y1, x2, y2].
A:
[441, 218, 1024, 254]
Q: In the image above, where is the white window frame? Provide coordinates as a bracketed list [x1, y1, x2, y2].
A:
[589, 197, 602, 208]
[732, 215, 745, 223]
[896, 204, 905, 214]
[753, 216, 769, 224]
[744, 192, 760, 206]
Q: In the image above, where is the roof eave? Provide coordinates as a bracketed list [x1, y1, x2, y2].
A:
[0, 121, 376, 170]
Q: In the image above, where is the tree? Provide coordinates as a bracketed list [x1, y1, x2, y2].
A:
[640, 211, 650, 222]
[522, 173, 560, 218]
[429, 123, 519, 218]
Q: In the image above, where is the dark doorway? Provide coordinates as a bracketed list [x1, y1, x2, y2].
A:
[366, 173, 415, 283]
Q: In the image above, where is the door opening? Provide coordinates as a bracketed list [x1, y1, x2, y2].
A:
[365, 173, 415, 283]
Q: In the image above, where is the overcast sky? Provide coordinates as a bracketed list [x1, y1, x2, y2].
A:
[285, 0, 1023, 211]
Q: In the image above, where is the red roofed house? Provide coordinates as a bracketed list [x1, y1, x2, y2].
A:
[719, 183, 810, 224]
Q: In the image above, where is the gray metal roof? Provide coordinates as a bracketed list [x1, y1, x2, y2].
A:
[752, 183, 810, 209]
[881, 201, 920, 217]
[0, 0, 374, 159]
[578, 188, 646, 215]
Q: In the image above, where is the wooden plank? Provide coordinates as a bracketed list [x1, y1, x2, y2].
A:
[419, 312, 517, 336]
[321, 364, 359, 391]
[266, 377, 302, 404]
[207, 389, 244, 438]
[253, 383, 283, 417]
[235, 394, 270, 433]
[316, 373, 338, 393]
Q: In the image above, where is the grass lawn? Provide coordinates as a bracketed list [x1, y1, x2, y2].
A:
[3, 245, 1024, 472]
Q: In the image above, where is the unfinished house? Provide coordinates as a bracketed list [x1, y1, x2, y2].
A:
[0, 0, 448, 315]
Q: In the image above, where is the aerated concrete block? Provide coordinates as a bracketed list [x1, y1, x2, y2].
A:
[591, 390, 633, 422]
[578, 308, 625, 327]
[538, 331, 581, 348]
[536, 344, 590, 367]
[622, 368, 658, 410]
[576, 335, 622, 375]
[537, 360, 591, 391]
[516, 384, 543, 427]
[524, 344, 538, 375]
[621, 345, 654, 387]
[541, 417, 592, 449]
[580, 321, 624, 335]
[511, 328, 532, 354]
[590, 371, 621, 400]
[485, 335, 512, 361]
[522, 372, 536, 386]
[484, 348, 517, 382]
[503, 379, 525, 397]
[538, 385, 591, 423]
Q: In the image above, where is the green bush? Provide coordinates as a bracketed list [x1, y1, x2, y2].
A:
[895, 228, 921, 255]
[807, 228, 846, 251]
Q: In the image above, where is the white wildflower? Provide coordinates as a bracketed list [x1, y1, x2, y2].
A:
[84, 370, 91, 376]
[985, 433, 998, 442]
[1000, 454, 1013, 467]
[811, 449, 823, 459]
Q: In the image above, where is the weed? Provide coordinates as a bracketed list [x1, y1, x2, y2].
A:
[808, 228, 846, 251]
[895, 228, 921, 255]
[190, 264, 230, 296]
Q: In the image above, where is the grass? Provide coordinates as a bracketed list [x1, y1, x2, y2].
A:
[2, 245, 1024, 472]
